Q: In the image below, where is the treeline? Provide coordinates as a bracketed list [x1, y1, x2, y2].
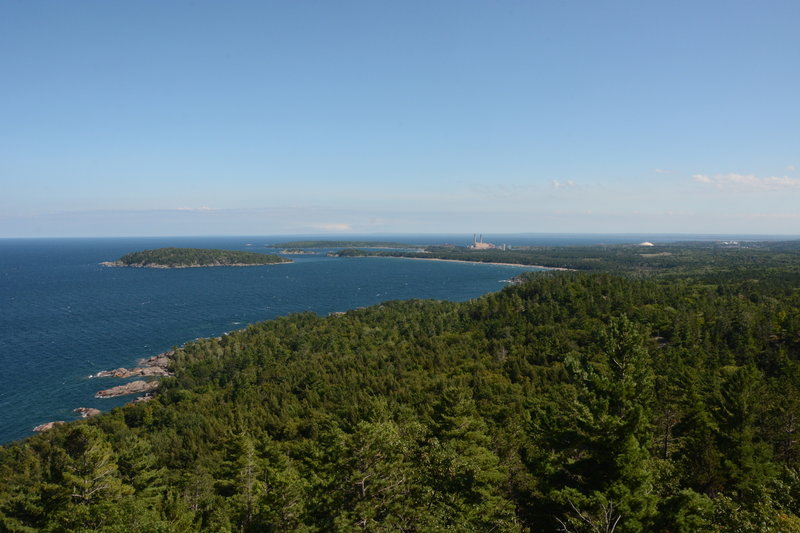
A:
[273, 241, 422, 249]
[114, 248, 290, 268]
[3, 267, 800, 531]
[337, 239, 800, 273]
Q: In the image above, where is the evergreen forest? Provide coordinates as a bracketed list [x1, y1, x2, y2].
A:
[4, 242, 800, 531]
[110, 248, 290, 268]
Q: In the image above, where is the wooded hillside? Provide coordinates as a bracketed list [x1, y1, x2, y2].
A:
[4, 246, 800, 531]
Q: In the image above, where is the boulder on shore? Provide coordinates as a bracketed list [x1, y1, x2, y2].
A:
[74, 407, 101, 418]
[33, 421, 65, 432]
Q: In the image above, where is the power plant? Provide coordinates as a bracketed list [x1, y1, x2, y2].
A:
[469, 233, 496, 250]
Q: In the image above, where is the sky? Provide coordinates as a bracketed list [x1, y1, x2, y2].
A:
[1, 0, 799, 238]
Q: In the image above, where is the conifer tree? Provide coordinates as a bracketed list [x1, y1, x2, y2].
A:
[425, 385, 519, 532]
[61, 425, 132, 506]
[545, 317, 657, 532]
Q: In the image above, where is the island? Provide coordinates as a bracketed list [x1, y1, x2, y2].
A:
[100, 247, 291, 268]
[278, 249, 317, 255]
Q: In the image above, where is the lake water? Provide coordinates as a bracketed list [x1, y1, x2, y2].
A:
[0, 233, 785, 444]
[0, 235, 548, 443]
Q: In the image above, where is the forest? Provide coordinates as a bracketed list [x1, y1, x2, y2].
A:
[109, 248, 290, 268]
[3, 242, 800, 531]
[336, 239, 800, 273]
[273, 241, 423, 249]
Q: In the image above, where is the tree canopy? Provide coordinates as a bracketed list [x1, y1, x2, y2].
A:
[5, 242, 800, 531]
[110, 248, 290, 268]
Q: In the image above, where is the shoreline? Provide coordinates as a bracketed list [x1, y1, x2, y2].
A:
[352, 255, 575, 271]
[99, 261, 291, 269]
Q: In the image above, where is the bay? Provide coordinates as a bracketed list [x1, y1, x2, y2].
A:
[0, 233, 785, 444]
[0, 236, 544, 443]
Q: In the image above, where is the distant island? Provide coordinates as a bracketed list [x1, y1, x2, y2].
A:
[101, 247, 291, 268]
[272, 240, 423, 249]
[278, 249, 317, 255]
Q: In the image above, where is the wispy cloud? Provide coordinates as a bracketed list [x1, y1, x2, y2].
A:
[175, 206, 218, 211]
[654, 169, 671, 174]
[787, 165, 797, 172]
[551, 179, 575, 189]
[692, 173, 800, 192]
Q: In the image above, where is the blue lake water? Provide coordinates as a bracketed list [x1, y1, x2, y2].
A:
[0, 233, 788, 444]
[0, 235, 547, 444]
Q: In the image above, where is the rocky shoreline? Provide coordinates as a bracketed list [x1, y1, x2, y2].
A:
[95, 379, 160, 398]
[74, 407, 101, 418]
[90, 351, 173, 379]
[33, 421, 65, 432]
[92, 351, 172, 398]
[33, 350, 174, 432]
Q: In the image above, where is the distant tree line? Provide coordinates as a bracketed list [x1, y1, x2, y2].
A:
[337, 239, 800, 274]
[114, 248, 290, 268]
[274, 240, 423, 249]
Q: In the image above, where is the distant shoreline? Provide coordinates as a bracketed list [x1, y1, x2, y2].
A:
[351, 255, 574, 271]
[99, 261, 291, 269]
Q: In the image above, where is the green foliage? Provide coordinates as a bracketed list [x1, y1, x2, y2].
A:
[338, 238, 800, 274]
[114, 247, 289, 267]
[273, 240, 423, 249]
[4, 245, 800, 530]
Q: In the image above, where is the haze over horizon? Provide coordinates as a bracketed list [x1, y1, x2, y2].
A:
[2, 1, 799, 238]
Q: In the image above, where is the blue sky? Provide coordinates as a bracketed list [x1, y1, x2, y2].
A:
[2, 1, 799, 237]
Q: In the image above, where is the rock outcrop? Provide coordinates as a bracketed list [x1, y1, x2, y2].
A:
[74, 407, 102, 418]
[138, 351, 173, 370]
[93, 366, 170, 378]
[33, 421, 65, 432]
[92, 350, 173, 379]
[133, 394, 154, 403]
[95, 380, 159, 399]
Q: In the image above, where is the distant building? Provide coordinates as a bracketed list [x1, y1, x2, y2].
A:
[469, 234, 496, 250]
[639, 241, 655, 247]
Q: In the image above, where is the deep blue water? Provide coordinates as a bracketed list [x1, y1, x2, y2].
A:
[0, 235, 547, 444]
[0, 233, 791, 444]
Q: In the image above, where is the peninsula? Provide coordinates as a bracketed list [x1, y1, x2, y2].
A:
[101, 247, 291, 268]
[272, 240, 423, 249]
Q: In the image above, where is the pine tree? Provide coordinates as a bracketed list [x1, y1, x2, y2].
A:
[61, 425, 132, 506]
[546, 317, 657, 532]
[716, 365, 775, 502]
[424, 385, 519, 532]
